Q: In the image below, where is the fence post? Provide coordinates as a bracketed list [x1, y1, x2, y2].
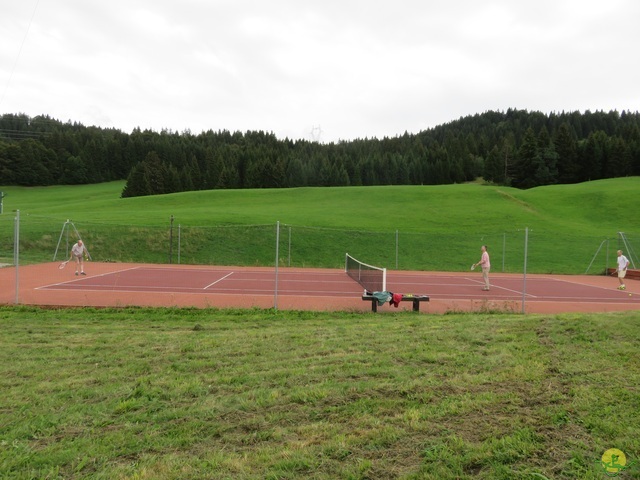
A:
[274, 221, 280, 310]
[288, 226, 291, 267]
[522, 227, 528, 314]
[14, 210, 19, 304]
[169, 215, 174, 264]
[395, 230, 399, 270]
[502, 233, 506, 272]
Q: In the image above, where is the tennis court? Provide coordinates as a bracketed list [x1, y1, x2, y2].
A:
[1, 261, 638, 314]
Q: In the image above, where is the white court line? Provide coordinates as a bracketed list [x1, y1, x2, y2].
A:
[37, 285, 356, 297]
[404, 277, 538, 298]
[36, 266, 143, 290]
[204, 272, 234, 289]
[543, 276, 626, 293]
[470, 279, 539, 297]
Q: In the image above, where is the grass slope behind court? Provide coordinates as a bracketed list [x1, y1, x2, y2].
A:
[0, 306, 638, 479]
[0, 177, 638, 272]
[2, 178, 638, 230]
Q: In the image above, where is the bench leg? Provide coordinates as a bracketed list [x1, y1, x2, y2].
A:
[371, 300, 377, 312]
[413, 299, 420, 312]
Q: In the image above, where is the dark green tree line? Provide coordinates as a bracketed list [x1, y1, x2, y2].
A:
[1, 109, 640, 196]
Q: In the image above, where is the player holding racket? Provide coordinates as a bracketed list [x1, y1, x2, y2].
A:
[616, 250, 629, 290]
[69, 239, 89, 276]
[473, 245, 491, 291]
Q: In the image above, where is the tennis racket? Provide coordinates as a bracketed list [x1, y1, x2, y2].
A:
[59, 260, 69, 269]
[470, 264, 475, 271]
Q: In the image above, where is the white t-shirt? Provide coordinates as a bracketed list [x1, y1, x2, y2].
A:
[617, 254, 629, 271]
[71, 243, 86, 258]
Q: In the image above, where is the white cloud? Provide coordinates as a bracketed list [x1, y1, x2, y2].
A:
[1, 0, 639, 142]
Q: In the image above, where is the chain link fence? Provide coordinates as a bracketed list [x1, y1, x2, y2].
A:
[2, 212, 637, 274]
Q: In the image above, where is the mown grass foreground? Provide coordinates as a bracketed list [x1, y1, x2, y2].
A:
[1, 307, 638, 479]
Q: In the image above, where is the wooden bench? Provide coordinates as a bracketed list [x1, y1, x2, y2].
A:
[362, 292, 430, 312]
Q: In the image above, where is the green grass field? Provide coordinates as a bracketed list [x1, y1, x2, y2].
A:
[1, 177, 639, 273]
[1, 307, 638, 479]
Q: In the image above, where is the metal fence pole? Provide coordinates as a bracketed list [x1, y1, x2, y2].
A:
[169, 215, 174, 264]
[288, 226, 291, 267]
[522, 227, 528, 314]
[395, 230, 399, 270]
[14, 210, 19, 304]
[274, 221, 280, 310]
[502, 233, 506, 272]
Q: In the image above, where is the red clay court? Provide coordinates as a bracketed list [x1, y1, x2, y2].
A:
[1, 262, 639, 314]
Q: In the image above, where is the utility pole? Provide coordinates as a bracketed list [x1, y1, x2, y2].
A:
[169, 215, 174, 264]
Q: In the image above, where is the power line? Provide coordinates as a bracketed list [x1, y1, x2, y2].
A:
[0, 0, 41, 108]
[0, 128, 50, 139]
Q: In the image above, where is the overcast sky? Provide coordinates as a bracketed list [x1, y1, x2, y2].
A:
[2, 0, 639, 143]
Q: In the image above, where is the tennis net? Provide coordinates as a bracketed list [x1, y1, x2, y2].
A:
[345, 253, 387, 293]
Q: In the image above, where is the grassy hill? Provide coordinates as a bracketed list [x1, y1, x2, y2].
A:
[0, 178, 638, 273]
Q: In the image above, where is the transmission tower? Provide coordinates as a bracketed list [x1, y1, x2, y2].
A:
[309, 125, 323, 142]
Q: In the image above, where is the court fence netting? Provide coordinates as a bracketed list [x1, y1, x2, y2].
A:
[1, 211, 638, 306]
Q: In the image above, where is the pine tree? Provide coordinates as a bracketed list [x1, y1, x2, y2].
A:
[554, 122, 579, 183]
[512, 128, 538, 188]
[483, 146, 503, 183]
[536, 127, 558, 185]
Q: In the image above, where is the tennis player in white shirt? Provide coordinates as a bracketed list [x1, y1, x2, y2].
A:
[69, 239, 89, 276]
